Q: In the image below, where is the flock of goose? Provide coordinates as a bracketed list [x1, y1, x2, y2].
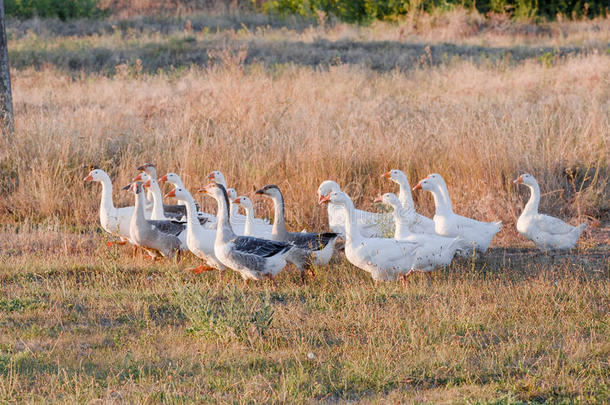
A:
[84, 164, 587, 284]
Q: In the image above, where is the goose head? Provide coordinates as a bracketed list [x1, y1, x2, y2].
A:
[226, 188, 238, 201]
[198, 182, 230, 205]
[132, 172, 150, 182]
[255, 184, 283, 202]
[413, 173, 443, 192]
[207, 170, 226, 186]
[159, 172, 183, 188]
[122, 182, 143, 194]
[165, 187, 189, 202]
[83, 168, 108, 183]
[373, 192, 401, 210]
[233, 195, 253, 210]
[317, 180, 341, 202]
[513, 173, 537, 187]
[381, 169, 407, 185]
[137, 163, 157, 178]
[319, 190, 350, 207]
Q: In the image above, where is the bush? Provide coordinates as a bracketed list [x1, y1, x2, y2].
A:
[5, 0, 109, 20]
[264, 0, 608, 22]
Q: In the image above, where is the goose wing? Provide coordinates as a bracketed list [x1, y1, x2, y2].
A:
[535, 214, 575, 235]
[148, 220, 185, 237]
[287, 232, 338, 251]
[232, 236, 292, 258]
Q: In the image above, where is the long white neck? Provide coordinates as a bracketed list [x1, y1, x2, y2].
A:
[337, 199, 361, 244]
[181, 193, 202, 234]
[391, 205, 413, 239]
[98, 175, 116, 219]
[243, 205, 254, 236]
[523, 182, 540, 216]
[133, 190, 147, 230]
[270, 194, 289, 239]
[230, 202, 239, 218]
[430, 183, 453, 216]
[396, 176, 414, 209]
[215, 192, 235, 244]
[149, 180, 166, 220]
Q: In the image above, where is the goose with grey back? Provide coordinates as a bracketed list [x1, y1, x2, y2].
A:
[317, 180, 393, 238]
[413, 174, 501, 254]
[198, 183, 293, 282]
[375, 192, 467, 272]
[256, 184, 339, 278]
[123, 182, 185, 259]
[381, 169, 436, 234]
[513, 173, 586, 250]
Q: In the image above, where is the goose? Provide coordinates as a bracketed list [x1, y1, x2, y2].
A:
[135, 163, 190, 220]
[158, 172, 218, 228]
[84, 168, 144, 246]
[319, 190, 422, 283]
[413, 174, 501, 253]
[513, 173, 586, 250]
[198, 183, 293, 282]
[123, 182, 185, 259]
[165, 187, 226, 273]
[255, 184, 339, 279]
[317, 180, 393, 238]
[207, 170, 271, 233]
[232, 195, 274, 239]
[375, 192, 466, 272]
[381, 169, 436, 234]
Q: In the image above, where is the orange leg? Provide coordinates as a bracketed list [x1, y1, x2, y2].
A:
[189, 265, 215, 274]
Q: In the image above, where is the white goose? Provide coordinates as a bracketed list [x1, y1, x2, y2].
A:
[375, 192, 466, 272]
[207, 170, 271, 234]
[319, 190, 422, 283]
[198, 183, 293, 282]
[124, 182, 184, 259]
[381, 169, 436, 234]
[317, 180, 393, 238]
[84, 168, 148, 245]
[514, 173, 586, 250]
[165, 187, 226, 273]
[413, 174, 501, 253]
[232, 195, 274, 239]
[136, 163, 192, 221]
[158, 172, 218, 228]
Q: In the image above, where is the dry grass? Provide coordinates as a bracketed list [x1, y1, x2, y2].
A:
[1, 51, 607, 244]
[0, 14, 608, 403]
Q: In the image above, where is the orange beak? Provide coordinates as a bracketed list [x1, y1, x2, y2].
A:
[318, 194, 331, 204]
[143, 179, 151, 188]
[233, 197, 241, 204]
[159, 174, 168, 183]
[207, 173, 215, 180]
[165, 189, 176, 198]
[133, 173, 143, 182]
[83, 174, 93, 182]
[513, 175, 524, 184]
[373, 196, 383, 203]
[381, 172, 391, 179]
[197, 184, 211, 194]
[412, 181, 423, 191]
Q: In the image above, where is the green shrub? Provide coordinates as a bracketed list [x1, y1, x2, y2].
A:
[263, 0, 608, 22]
[5, 0, 109, 20]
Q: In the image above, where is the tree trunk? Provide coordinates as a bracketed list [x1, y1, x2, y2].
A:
[0, 0, 13, 131]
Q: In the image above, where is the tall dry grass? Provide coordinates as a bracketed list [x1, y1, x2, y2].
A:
[0, 51, 608, 244]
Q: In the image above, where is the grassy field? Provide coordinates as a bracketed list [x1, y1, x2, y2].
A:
[0, 12, 608, 403]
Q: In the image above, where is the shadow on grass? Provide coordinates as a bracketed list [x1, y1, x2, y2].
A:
[8, 37, 601, 74]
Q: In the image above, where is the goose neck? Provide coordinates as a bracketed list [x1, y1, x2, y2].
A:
[271, 194, 289, 238]
[523, 182, 540, 215]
